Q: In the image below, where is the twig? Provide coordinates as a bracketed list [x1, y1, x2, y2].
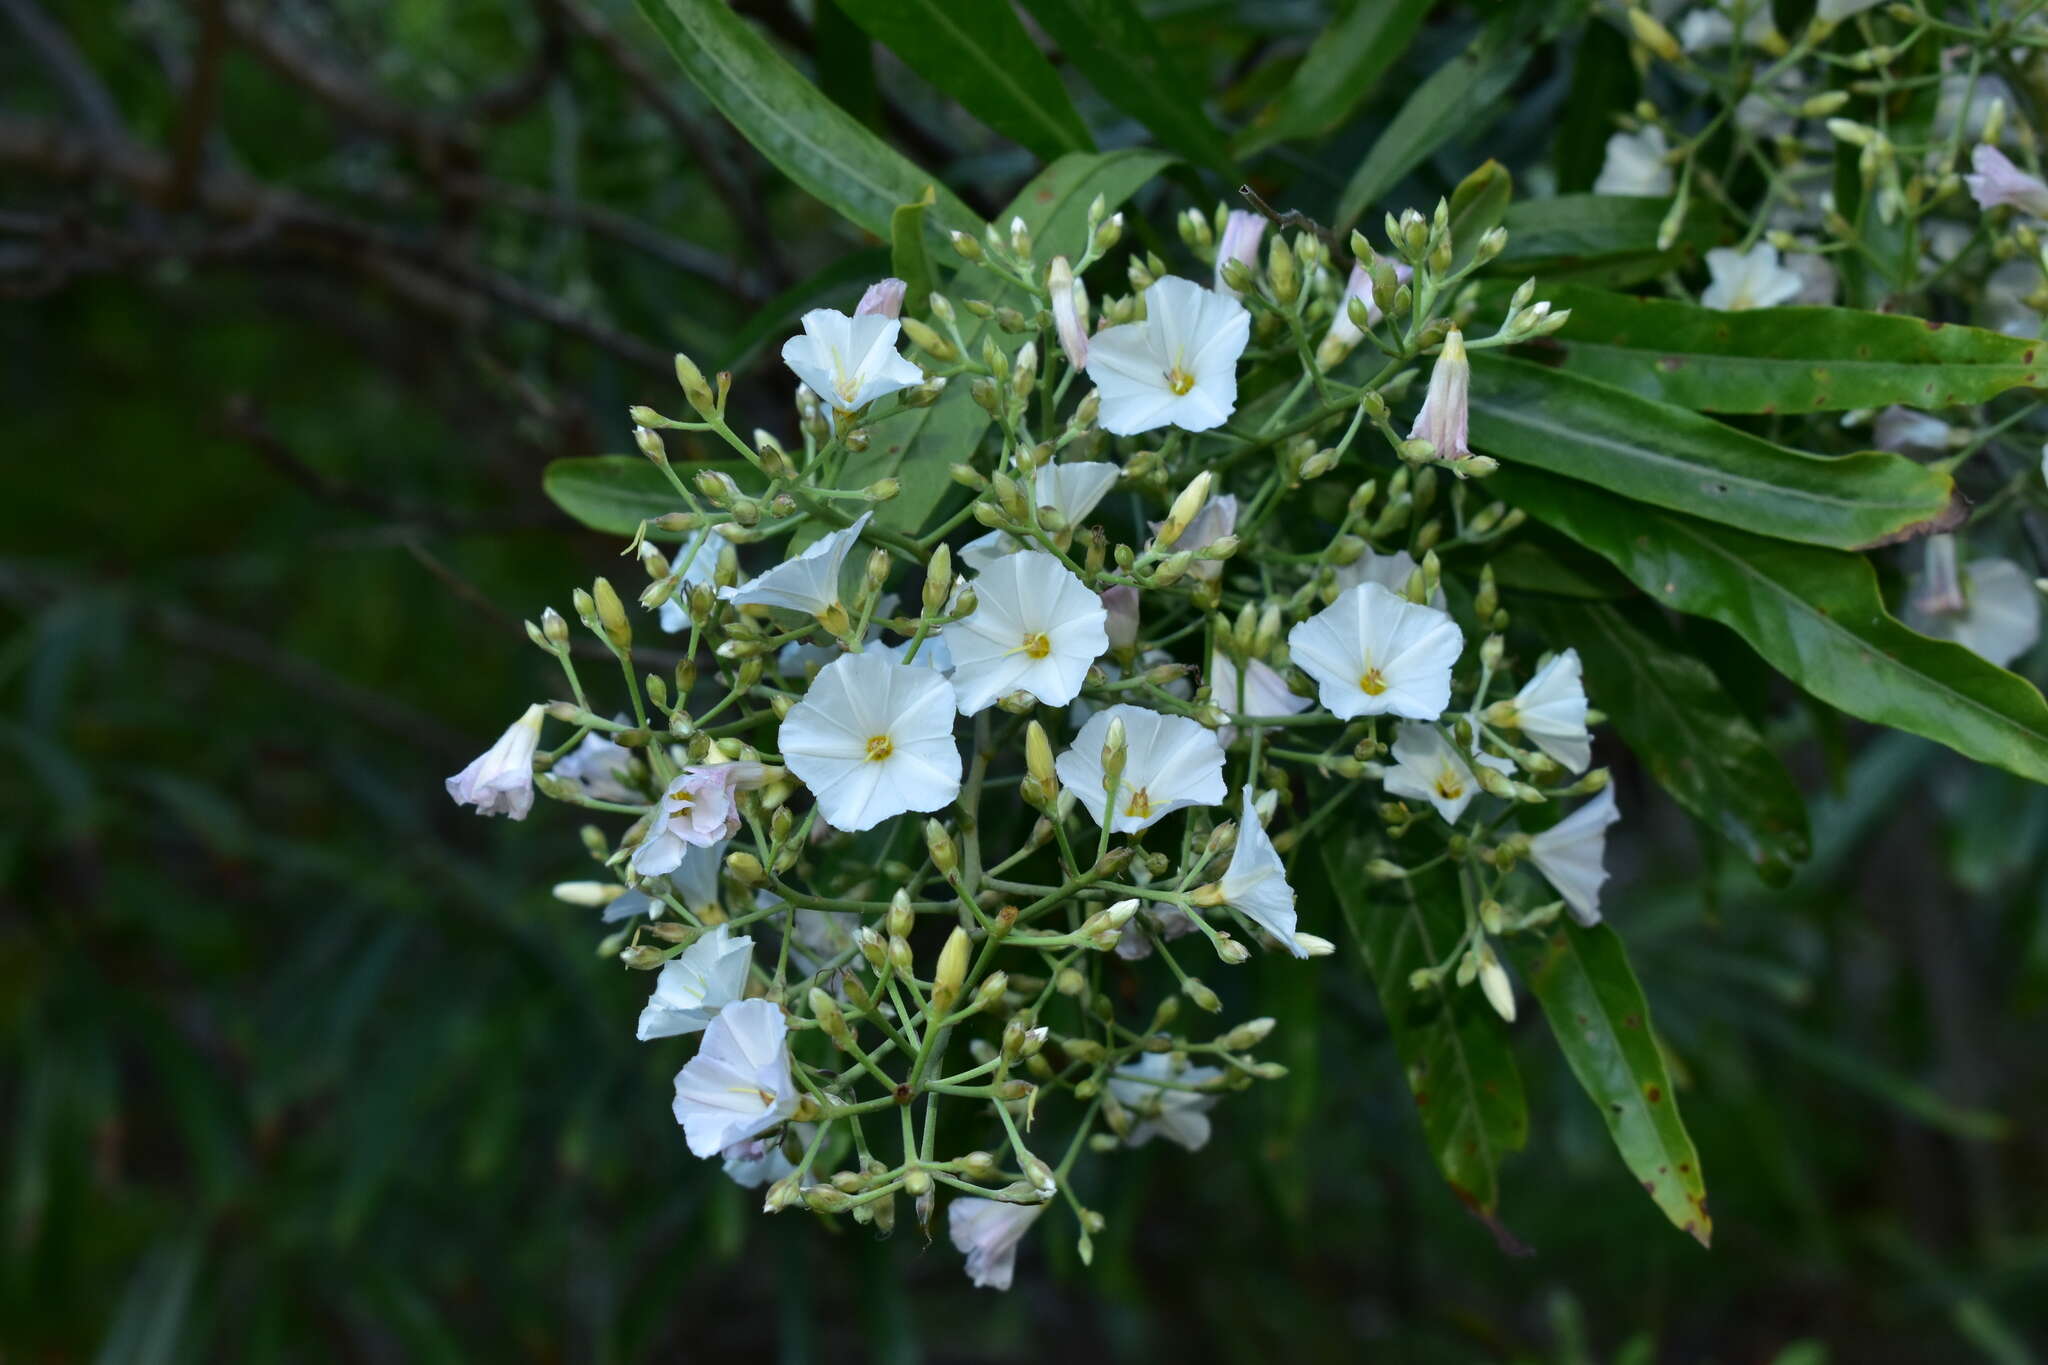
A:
[1239, 184, 1352, 270]
[166, 0, 231, 210]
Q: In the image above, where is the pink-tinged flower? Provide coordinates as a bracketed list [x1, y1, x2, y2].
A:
[1101, 585, 1140, 653]
[1048, 255, 1089, 369]
[446, 704, 544, 819]
[948, 1197, 1045, 1291]
[1964, 145, 2048, 218]
[632, 765, 746, 876]
[1408, 329, 1471, 461]
[855, 277, 907, 318]
[1213, 210, 1266, 297]
[673, 999, 799, 1158]
[1316, 262, 1409, 369]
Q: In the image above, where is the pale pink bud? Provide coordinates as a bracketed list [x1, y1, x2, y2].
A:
[1048, 255, 1089, 369]
[1964, 145, 2048, 217]
[855, 277, 909, 318]
[1408, 329, 1471, 462]
[1213, 211, 1266, 298]
[1101, 584, 1139, 651]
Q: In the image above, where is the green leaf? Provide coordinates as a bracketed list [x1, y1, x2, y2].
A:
[890, 187, 937, 318]
[1494, 467, 2048, 784]
[1530, 285, 2048, 413]
[1519, 598, 1811, 885]
[636, 0, 983, 245]
[1505, 922, 1712, 1247]
[542, 455, 759, 536]
[834, 0, 1092, 161]
[1490, 194, 1720, 288]
[1468, 354, 1964, 550]
[1333, 20, 1533, 232]
[1004, 148, 1177, 262]
[1321, 840, 1527, 1222]
[1554, 20, 1637, 193]
[1017, 0, 1231, 170]
[1233, 0, 1431, 156]
[1445, 159, 1513, 275]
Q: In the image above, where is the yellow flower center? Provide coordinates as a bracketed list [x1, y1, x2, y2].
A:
[1433, 771, 1464, 801]
[1021, 631, 1052, 659]
[866, 734, 894, 762]
[670, 793, 696, 817]
[1123, 787, 1153, 819]
[1165, 366, 1196, 396]
[1359, 666, 1388, 696]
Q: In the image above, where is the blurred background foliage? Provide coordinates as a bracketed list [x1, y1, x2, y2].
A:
[3, 0, 2046, 1359]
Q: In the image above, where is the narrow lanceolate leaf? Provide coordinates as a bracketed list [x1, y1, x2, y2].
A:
[832, 0, 1093, 162]
[637, 0, 983, 245]
[1233, 0, 1431, 156]
[1003, 148, 1176, 262]
[1322, 840, 1528, 1226]
[1496, 467, 2048, 785]
[1505, 922, 1711, 1247]
[1333, 20, 1532, 231]
[890, 187, 937, 318]
[1017, 0, 1232, 170]
[1488, 195, 1719, 288]
[1534, 286, 2048, 413]
[1444, 159, 1512, 275]
[1469, 354, 1964, 550]
[543, 456, 758, 536]
[1519, 598, 1811, 885]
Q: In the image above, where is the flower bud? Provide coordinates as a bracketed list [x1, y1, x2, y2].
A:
[931, 926, 971, 1014]
[925, 819, 959, 879]
[1182, 977, 1222, 1013]
[810, 986, 852, 1049]
[674, 352, 717, 416]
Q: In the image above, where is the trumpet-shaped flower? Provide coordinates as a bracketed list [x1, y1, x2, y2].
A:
[1288, 582, 1464, 721]
[1085, 276, 1250, 435]
[1332, 547, 1446, 610]
[1909, 536, 2041, 667]
[1701, 244, 1802, 311]
[1528, 786, 1622, 926]
[959, 462, 1120, 571]
[1208, 650, 1309, 746]
[1108, 1051, 1223, 1150]
[1503, 649, 1592, 774]
[1055, 704, 1226, 834]
[631, 765, 745, 876]
[1965, 145, 2048, 217]
[781, 310, 923, 422]
[673, 998, 799, 1158]
[1594, 126, 1673, 197]
[948, 1197, 1045, 1291]
[778, 649, 962, 832]
[446, 704, 544, 819]
[637, 924, 755, 1041]
[1213, 209, 1265, 297]
[656, 528, 721, 633]
[719, 512, 870, 623]
[1214, 786, 1304, 956]
[552, 731, 640, 803]
[1048, 255, 1089, 369]
[1408, 328, 1472, 462]
[1382, 723, 1510, 824]
[944, 551, 1109, 714]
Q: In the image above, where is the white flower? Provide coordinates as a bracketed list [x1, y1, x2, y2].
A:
[655, 528, 720, 633]
[637, 924, 755, 1040]
[1909, 536, 2042, 667]
[944, 551, 1109, 714]
[1383, 722, 1508, 824]
[1528, 786, 1622, 927]
[1784, 245, 1838, 306]
[959, 461, 1120, 571]
[1332, 547, 1446, 610]
[1408, 328, 1472, 462]
[880, 632, 954, 673]
[1701, 244, 1803, 311]
[855, 276, 907, 318]
[1504, 649, 1592, 774]
[1213, 209, 1266, 297]
[780, 310, 923, 422]
[1214, 786, 1304, 956]
[552, 731, 640, 803]
[672, 998, 799, 1158]
[1048, 255, 1089, 370]
[1964, 145, 2048, 218]
[1873, 406, 1951, 456]
[1055, 704, 1226, 834]
[1678, 3, 1778, 50]
[948, 1197, 1045, 1291]
[1208, 650, 1309, 746]
[720, 1133, 795, 1189]
[1085, 276, 1251, 435]
[445, 704, 544, 819]
[1107, 1051, 1223, 1150]
[719, 511, 870, 623]
[1288, 581, 1464, 721]
[1594, 126, 1673, 197]
[778, 649, 962, 833]
[631, 765, 745, 876]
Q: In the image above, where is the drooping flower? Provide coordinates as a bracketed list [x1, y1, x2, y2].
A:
[943, 551, 1109, 714]
[780, 310, 924, 423]
[1047, 255, 1089, 370]
[720, 1133, 795, 1189]
[1212, 786, 1304, 956]
[1208, 649, 1310, 746]
[1528, 785, 1622, 926]
[1909, 536, 2042, 667]
[1701, 244, 1803, 311]
[1502, 649, 1592, 774]
[1408, 328, 1472, 462]
[655, 528, 721, 634]
[1873, 406, 1951, 456]
[1055, 704, 1227, 834]
[1594, 126, 1673, 197]
[1382, 723, 1509, 824]
[959, 462, 1120, 571]
[552, 731, 640, 804]
[855, 277, 907, 318]
[1964, 145, 2048, 218]
[778, 649, 962, 832]
[1085, 276, 1251, 435]
[637, 924, 755, 1041]
[719, 512, 870, 626]
[631, 765, 746, 876]
[1107, 1051, 1223, 1150]
[1288, 582, 1464, 721]
[1213, 209, 1266, 297]
[1332, 546, 1446, 610]
[1101, 584, 1140, 653]
[673, 998, 800, 1158]
[446, 704, 544, 819]
[1113, 903, 1197, 961]
[948, 1197, 1045, 1291]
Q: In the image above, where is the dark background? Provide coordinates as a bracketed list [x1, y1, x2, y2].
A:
[4, 1, 2046, 1360]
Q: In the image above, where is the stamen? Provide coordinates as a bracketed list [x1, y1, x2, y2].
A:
[1123, 787, 1153, 819]
[1021, 631, 1051, 659]
[1433, 772, 1464, 801]
[1359, 666, 1388, 696]
[1164, 366, 1196, 396]
[865, 734, 894, 762]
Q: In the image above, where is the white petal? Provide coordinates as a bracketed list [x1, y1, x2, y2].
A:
[1528, 786, 1622, 926]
